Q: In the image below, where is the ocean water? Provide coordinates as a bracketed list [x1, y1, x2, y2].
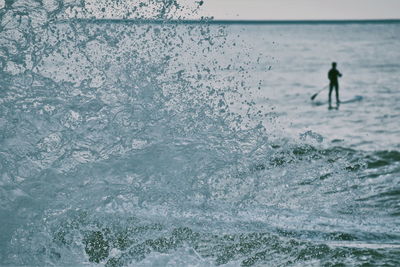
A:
[1, 1, 400, 266]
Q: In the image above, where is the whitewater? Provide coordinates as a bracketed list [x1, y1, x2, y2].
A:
[1, 1, 399, 266]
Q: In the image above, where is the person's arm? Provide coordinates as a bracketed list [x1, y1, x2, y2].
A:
[338, 70, 342, 77]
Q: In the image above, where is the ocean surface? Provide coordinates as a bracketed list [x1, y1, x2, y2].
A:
[1, 1, 400, 266]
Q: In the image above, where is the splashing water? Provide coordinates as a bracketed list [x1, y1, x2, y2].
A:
[1, 1, 400, 266]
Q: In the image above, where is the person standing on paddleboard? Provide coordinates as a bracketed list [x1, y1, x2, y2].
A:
[328, 62, 342, 105]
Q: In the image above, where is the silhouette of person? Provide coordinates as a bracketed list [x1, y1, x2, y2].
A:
[328, 62, 342, 105]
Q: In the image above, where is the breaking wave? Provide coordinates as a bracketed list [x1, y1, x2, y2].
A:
[1, 1, 399, 266]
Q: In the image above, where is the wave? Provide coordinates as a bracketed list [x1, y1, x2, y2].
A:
[1, 0, 399, 266]
[7, 211, 400, 266]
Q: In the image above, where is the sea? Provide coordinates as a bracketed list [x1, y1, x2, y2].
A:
[1, 1, 400, 266]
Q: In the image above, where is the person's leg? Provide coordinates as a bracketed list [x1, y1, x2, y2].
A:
[329, 84, 333, 104]
[335, 84, 340, 103]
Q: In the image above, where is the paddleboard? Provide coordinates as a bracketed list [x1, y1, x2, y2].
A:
[339, 95, 363, 104]
[312, 95, 363, 106]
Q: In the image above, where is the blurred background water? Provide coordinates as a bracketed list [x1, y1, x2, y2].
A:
[0, 1, 400, 266]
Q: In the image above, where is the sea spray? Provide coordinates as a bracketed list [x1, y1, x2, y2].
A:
[1, 1, 400, 266]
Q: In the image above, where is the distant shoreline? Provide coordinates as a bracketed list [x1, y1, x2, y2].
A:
[66, 19, 400, 25]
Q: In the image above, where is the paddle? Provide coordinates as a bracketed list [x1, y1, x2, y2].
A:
[311, 85, 329, 101]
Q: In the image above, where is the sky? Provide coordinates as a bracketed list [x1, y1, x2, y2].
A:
[196, 0, 400, 20]
[0, 0, 399, 20]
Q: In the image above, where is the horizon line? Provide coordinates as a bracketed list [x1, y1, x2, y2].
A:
[65, 18, 400, 25]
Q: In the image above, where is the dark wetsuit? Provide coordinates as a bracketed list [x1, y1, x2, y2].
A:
[328, 68, 342, 103]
